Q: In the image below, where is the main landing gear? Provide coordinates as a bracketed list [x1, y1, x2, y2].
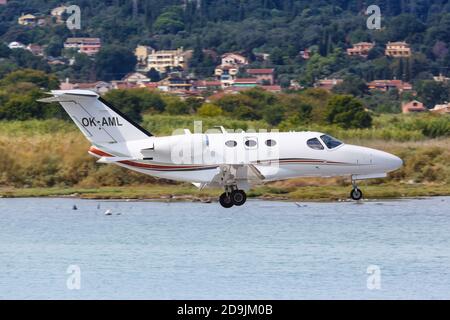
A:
[219, 186, 247, 208]
[350, 180, 363, 201]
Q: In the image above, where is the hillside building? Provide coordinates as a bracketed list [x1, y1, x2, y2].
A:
[431, 103, 450, 114]
[402, 100, 427, 113]
[147, 48, 188, 73]
[64, 38, 102, 56]
[246, 68, 275, 85]
[347, 42, 375, 58]
[385, 41, 412, 58]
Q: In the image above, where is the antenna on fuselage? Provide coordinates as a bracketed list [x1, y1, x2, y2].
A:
[213, 126, 227, 134]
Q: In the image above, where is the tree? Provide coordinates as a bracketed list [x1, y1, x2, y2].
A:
[0, 43, 11, 58]
[215, 94, 255, 113]
[271, 48, 284, 65]
[415, 80, 450, 108]
[103, 89, 144, 122]
[332, 75, 368, 97]
[387, 14, 426, 41]
[197, 103, 223, 117]
[164, 95, 189, 115]
[103, 89, 166, 122]
[69, 53, 95, 81]
[147, 68, 161, 82]
[300, 49, 346, 86]
[326, 95, 372, 129]
[185, 97, 202, 112]
[45, 41, 63, 57]
[10, 49, 50, 72]
[95, 46, 137, 81]
[0, 89, 44, 120]
[153, 6, 185, 34]
[190, 37, 204, 67]
[0, 69, 59, 90]
[263, 104, 285, 126]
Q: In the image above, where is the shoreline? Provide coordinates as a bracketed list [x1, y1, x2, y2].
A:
[1, 184, 449, 202]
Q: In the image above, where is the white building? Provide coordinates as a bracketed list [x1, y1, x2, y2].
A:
[122, 72, 151, 84]
[8, 41, 26, 49]
[221, 53, 248, 66]
[147, 48, 187, 73]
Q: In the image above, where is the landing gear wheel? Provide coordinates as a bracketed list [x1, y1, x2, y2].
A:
[231, 190, 247, 206]
[219, 192, 234, 208]
[350, 188, 363, 201]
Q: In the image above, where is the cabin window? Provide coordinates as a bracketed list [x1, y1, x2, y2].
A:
[245, 139, 257, 148]
[307, 138, 324, 150]
[265, 139, 277, 147]
[320, 135, 343, 149]
[225, 140, 237, 147]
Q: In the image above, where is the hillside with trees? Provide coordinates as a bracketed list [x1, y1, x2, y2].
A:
[0, 1, 450, 121]
[1, 1, 450, 85]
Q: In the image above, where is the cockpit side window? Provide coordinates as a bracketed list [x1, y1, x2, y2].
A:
[320, 135, 343, 149]
[307, 138, 324, 150]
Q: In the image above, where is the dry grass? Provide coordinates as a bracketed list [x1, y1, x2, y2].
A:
[0, 120, 449, 197]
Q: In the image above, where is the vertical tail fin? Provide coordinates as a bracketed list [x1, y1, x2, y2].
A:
[38, 90, 152, 144]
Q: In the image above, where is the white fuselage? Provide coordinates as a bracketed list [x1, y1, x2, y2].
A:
[88, 131, 403, 187]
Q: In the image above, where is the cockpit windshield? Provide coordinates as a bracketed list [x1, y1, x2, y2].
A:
[320, 135, 343, 149]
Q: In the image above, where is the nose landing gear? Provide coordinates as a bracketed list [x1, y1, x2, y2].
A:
[350, 180, 363, 201]
[219, 186, 247, 208]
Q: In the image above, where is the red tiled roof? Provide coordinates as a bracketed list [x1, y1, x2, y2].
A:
[368, 80, 412, 89]
[194, 80, 222, 87]
[115, 83, 138, 89]
[227, 86, 253, 92]
[234, 78, 258, 84]
[143, 83, 159, 88]
[247, 68, 274, 74]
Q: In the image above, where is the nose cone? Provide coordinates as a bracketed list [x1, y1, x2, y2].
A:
[374, 150, 403, 173]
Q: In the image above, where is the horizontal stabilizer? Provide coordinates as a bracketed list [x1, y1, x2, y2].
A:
[96, 156, 139, 164]
[38, 90, 99, 103]
[37, 96, 68, 103]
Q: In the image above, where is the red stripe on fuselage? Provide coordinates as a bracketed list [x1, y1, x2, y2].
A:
[88, 147, 351, 171]
[89, 146, 217, 171]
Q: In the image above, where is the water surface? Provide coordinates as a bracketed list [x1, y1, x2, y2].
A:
[0, 197, 449, 299]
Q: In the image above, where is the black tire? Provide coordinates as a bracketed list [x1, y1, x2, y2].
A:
[219, 193, 234, 208]
[350, 188, 363, 201]
[231, 190, 247, 206]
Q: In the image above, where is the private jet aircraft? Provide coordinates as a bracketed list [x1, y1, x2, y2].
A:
[39, 90, 403, 208]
